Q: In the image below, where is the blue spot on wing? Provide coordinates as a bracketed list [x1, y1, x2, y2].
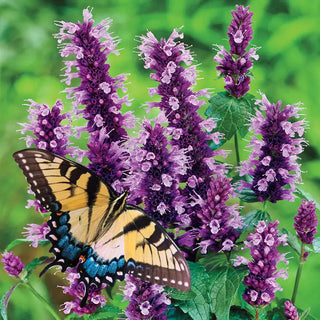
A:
[107, 260, 118, 274]
[57, 225, 68, 236]
[58, 235, 69, 249]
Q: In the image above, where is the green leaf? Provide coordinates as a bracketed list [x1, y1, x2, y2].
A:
[169, 289, 196, 301]
[197, 252, 228, 273]
[229, 306, 253, 320]
[173, 262, 210, 320]
[281, 229, 301, 255]
[242, 210, 272, 232]
[87, 305, 122, 320]
[205, 92, 256, 145]
[0, 283, 21, 320]
[4, 238, 49, 252]
[209, 265, 248, 320]
[294, 188, 320, 211]
[238, 188, 258, 203]
[24, 256, 51, 278]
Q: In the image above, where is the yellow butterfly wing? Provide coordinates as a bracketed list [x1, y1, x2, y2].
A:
[13, 149, 114, 244]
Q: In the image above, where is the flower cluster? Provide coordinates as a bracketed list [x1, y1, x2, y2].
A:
[214, 5, 258, 98]
[239, 94, 306, 203]
[55, 8, 135, 190]
[294, 199, 318, 247]
[22, 223, 50, 248]
[59, 268, 106, 315]
[138, 28, 227, 239]
[1, 251, 25, 278]
[19, 99, 73, 157]
[178, 174, 243, 253]
[284, 300, 300, 320]
[235, 220, 288, 306]
[125, 114, 188, 224]
[122, 274, 171, 320]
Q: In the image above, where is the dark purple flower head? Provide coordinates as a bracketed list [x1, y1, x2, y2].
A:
[214, 5, 258, 98]
[22, 222, 50, 248]
[1, 251, 25, 278]
[228, 5, 254, 56]
[123, 274, 170, 320]
[184, 174, 243, 253]
[19, 99, 73, 157]
[284, 300, 300, 320]
[235, 220, 288, 306]
[59, 268, 106, 315]
[239, 94, 306, 203]
[125, 113, 188, 224]
[294, 199, 318, 245]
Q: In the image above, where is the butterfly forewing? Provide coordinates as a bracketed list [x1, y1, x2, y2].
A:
[13, 149, 113, 213]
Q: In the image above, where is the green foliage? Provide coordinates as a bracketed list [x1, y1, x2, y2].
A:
[206, 92, 256, 146]
[242, 210, 272, 232]
[0, 283, 21, 320]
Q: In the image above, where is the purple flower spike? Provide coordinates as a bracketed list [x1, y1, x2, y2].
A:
[55, 8, 135, 188]
[294, 199, 318, 245]
[214, 5, 258, 98]
[22, 222, 50, 248]
[125, 114, 188, 224]
[1, 252, 25, 278]
[284, 300, 300, 320]
[123, 274, 171, 320]
[59, 268, 106, 315]
[235, 220, 288, 306]
[239, 93, 306, 203]
[19, 99, 73, 157]
[197, 174, 243, 253]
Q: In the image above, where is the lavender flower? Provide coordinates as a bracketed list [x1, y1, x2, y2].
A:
[139, 28, 227, 232]
[23, 223, 50, 248]
[19, 99, 73, 157]
[235, 220, 288, 306]
[125, 114, 188, 224]
[239, 94, 306, 203]
[214, 5, 258, 98]
[59, 268, 106, 315]
[55, 8, 135, 189]
[178, 174, 242, 253]
[294, 199, 318, 245]
[284, 300, 300, 320]
[123, 274, 170, 320]
[1, 252, 25, 278]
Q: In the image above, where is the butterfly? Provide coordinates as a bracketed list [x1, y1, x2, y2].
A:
[13, 149, 191, 305]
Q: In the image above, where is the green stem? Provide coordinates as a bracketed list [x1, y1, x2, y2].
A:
[23, 281, 61, 320]
[234, 132, 241, 166]
[291, 244, 305, 304]
[255, 308, 259, 320]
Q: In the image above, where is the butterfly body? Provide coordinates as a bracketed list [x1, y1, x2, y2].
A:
[13, 149, 191, 306]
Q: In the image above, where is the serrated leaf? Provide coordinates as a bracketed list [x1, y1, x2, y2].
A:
[25, 256, 51, 277]
[242, 210, 272, 232]
[281, 229, 301, 255]
[312, 237, 320, 253]
[238, 188, 258, 203]
[205, 92, 256, 145]
[209, 265, 248, 320]
[87, 305, 122, 320]
[169, 289, 196, 301]
[0, 283, 21, 320]
[174, 262, 210, 320]
[197, 252, 228, 273]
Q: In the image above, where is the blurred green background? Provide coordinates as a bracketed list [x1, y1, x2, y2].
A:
[1, 0, 319, 319]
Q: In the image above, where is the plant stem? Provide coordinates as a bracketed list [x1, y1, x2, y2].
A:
[23, 281, 61, 320]
[234, 132, 241, 166]
[255, 308, 259, 320]
[291, 244, 305, 304]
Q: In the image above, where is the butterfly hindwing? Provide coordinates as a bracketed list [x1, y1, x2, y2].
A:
[123, 205, 191, 291]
